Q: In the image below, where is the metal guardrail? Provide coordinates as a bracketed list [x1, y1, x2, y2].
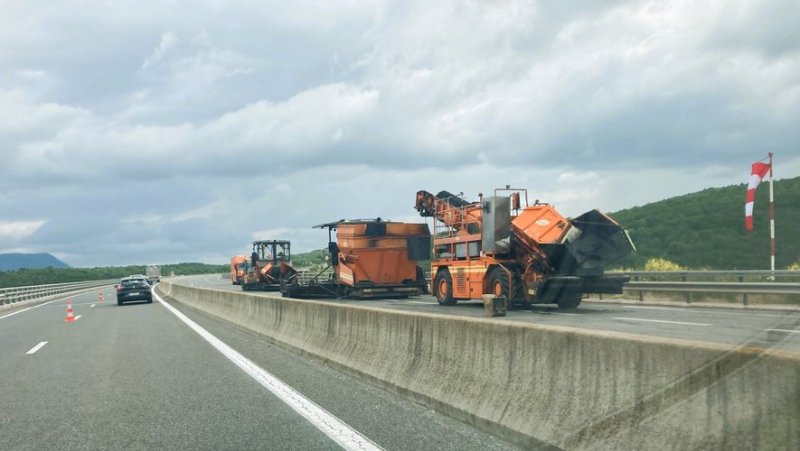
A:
[0, 279, 118, 306]
[608, 270, 800, 305]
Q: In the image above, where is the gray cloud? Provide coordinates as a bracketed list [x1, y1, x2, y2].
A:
[1, 0, 799, 267]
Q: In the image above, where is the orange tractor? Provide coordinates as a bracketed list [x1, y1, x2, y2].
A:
[281, 218, 430, 299]
[241, 240, 298, 291]
[415, 188, 635, 309]
[230, 255, 248, 285]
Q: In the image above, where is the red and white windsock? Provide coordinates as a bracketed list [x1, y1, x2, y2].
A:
[744, 161, 772, 231]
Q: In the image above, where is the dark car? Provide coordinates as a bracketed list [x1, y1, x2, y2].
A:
[116, 277, 153, 305]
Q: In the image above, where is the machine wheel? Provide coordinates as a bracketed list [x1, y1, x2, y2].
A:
[556, 293, 582, 310]
[434, 270, 456, 306]
[488, 268, 524, 305]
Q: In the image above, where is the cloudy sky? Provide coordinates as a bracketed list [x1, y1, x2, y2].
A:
[1, 0, 799, 267]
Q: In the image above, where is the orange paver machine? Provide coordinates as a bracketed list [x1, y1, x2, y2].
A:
[281, 218, 431, 299]
[241, 240, 298, 291]
[415, 188, 635, 309]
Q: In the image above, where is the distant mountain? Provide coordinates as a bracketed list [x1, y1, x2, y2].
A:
[610, 176, 800, 270]
[0, 253, 70, 272]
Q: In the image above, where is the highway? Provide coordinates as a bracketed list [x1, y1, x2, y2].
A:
[0, 287, 521, 450]
[184, 274, 800, 354]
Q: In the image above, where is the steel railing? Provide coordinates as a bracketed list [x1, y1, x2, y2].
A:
[608, 270, 800, 305]
[0, 279, 118, 306]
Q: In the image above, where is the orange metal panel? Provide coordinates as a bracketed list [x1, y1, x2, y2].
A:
[512, 206, 569, 244]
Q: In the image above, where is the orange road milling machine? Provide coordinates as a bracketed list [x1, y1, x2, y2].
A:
[281, 218, 430, 299]
[414, 187, 635, 309]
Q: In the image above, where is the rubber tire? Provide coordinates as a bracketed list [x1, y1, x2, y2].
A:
[117, 300, 123, 306]
[147, 298, 153, 304]
[557, 293, 582, 310]
[434, 270, 456, 306]
[488, 268, 524, 305]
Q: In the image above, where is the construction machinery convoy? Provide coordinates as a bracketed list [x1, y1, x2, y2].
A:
[232, 187, 632, 308]
[414, 188, 635, 309]
[281, 219, 430, 299]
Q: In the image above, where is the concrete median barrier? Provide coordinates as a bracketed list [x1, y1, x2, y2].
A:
[157, 281, 800, 450]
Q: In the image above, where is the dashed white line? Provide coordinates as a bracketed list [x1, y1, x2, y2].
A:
[152, 286, 382, 451]
[765, 328, 800, 334]
[74, 315, 82, 321]
[26, 341, 48, 355]
[406, 301, 435, 305]
[91, 304, 96, 308]
[614, 317, 711, 326]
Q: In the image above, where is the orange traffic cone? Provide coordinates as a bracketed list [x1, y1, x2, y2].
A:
[98, 290, 104, 302]
[65, 300, 76, 322]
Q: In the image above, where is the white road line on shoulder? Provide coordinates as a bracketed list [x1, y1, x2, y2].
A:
[0, 297, 70, 320]
[614, 317, 711, 326]
[26, 341, 48, 355]
[765, 328, 800, 334]
[597, 303, 794, 318]
[152, 287, 383, 451]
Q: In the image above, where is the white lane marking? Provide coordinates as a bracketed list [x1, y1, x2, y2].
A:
[765, 328, 800, 334]
[553, 312, 580, 316]
[91, 304, 96, 308]
[74, 315, 82, 321]
[26, 341, 49, 355]
[152, 287, 382, 451]
[0, 289, 109, 320]
[614, 317, 711, 326]
[596, 303, 795, 318]
[0, 297, 68, 320]
[406, 301, 435, 305]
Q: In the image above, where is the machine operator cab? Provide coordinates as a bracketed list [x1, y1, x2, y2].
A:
[251, 240, 291, 267]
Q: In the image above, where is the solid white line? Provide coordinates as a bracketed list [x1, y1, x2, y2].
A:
[406, 301, 435, 305]
[765, 328, 800, 334]
[26, 341, 48, 355]
[614, 317, 711, 326]
[152, 287, 382, 451]
[0, 297, 64, 320]
[595, 303, 794, 318]
[0, 290, 103, 320]
[74, 315, 82, 321]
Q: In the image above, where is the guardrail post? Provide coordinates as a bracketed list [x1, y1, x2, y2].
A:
[636, 275, 643, 302]
[682, 275, 692, 303]
[739, 275, 748, 305]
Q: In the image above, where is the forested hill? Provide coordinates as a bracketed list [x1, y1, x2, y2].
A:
[610, 176, 800, 270]
[0, 253, 69, 271]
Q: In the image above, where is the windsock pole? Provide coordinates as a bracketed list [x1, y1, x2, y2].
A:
[769, 152, 775, 276]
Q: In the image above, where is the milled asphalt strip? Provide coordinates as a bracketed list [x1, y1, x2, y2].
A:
[152, 288, 383, 451]
[614, 317, 712, 326]
[25, 341, 48, 355]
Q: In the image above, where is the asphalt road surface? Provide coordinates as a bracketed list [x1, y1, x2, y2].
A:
[184, 274, 800, 354]
[0, 287, 521, 451]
